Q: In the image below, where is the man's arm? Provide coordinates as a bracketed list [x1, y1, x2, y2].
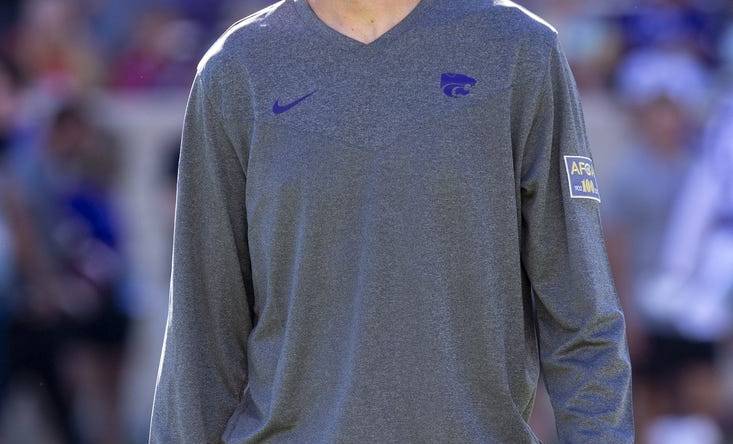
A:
[149, 66, 255, 443]
[519, 34, 635, 443]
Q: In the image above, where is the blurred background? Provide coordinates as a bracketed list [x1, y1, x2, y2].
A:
[0, 0, 732, 443]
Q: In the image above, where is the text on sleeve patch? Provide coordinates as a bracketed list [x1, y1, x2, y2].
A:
[563, 155, 601, 202]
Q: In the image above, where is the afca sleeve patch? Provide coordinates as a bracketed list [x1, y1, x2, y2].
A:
[563, 155, 601, 202]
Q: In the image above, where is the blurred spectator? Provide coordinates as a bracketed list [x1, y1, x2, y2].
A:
[639, 90, 733, 442]
[647, 92, 733, 341]
[604, 47, 710, 334]
[1, 100, 132, 444]
[13, 0, 102, 96]
[109, 8, 202, 90]
[602, 46, 713, 439]
[0, 55, 84, 443]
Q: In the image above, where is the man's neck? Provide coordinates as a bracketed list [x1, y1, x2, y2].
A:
[305, 0, 423, 44]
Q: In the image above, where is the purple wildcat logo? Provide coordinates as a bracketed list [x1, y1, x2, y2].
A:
[441, 72, 477, 98]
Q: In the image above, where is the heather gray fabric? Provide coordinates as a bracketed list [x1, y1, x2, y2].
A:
[148, 0, 635, 443]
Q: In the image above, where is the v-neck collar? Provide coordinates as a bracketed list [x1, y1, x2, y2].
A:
[291, 0, 436, 54]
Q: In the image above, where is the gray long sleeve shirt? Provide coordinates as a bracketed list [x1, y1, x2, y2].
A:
[148, 0, 635, 443]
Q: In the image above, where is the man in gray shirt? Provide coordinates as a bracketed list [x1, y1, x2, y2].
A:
[149, 0, 635, 443]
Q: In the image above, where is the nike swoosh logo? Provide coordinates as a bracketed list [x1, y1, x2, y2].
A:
[272, 90, 317, 114]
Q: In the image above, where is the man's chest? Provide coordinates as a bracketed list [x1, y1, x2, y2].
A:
[236, 41, 524, 213]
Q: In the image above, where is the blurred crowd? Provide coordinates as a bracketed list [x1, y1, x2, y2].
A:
[0, 0, 732, 443]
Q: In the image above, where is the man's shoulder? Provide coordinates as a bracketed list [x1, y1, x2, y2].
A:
[196, 0, 289, 79]
[452, 0, 558, 49]
[459, 1, 565, 88]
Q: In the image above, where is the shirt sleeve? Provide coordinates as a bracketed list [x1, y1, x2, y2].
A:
[518, 35, 635, 443]
[149, 68, 255, 444]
